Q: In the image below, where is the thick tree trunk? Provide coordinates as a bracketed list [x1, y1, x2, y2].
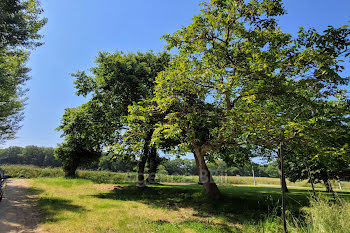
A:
[146, 147, 158, 184]
[137, 155, 147, 187]
[137, 129, 154, 187]
[194, 146, 221, 200]
[192, 150, 203, 185]
[64, 159, 79, 178]
[278, 155, 289, 193]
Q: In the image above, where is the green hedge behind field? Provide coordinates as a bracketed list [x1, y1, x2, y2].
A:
[2, 165, 64, 178]
[0, 165, 199, 184]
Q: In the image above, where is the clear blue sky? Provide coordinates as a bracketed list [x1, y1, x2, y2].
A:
[3, 0, 350, 148]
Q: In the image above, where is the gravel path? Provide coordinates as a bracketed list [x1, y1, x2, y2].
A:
[0, 179, 46, 233]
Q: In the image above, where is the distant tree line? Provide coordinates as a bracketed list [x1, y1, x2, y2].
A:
[0, 146, 61, 167]
[91, 155, 278, 177]
[159, 158, 278, 178]
[0, 146, 278, 177]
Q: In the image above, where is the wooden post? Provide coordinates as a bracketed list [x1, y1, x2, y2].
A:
[279, 142, 287, 233]
[307, 165, 316, 199]
[252, 167, 256, 187]
[338, 180, 343, 190]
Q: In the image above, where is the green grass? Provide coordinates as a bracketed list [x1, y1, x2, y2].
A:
[3, 165, 350, 191]
[27, 177, 350, 233]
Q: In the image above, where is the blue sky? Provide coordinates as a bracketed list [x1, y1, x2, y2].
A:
[3, 0, 350, 148]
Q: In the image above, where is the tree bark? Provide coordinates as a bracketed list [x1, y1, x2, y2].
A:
[64, 159, 79, 178]
[192, 150, 203, 185]
[323, 178, 333, 193]
[194, 146, 221, 200]
[278, 154, 289, 193]
[146, 147, 158, 184]
[137, 154, 148, 187]
[307, 165, 316, 198]
[137, 129, 154, 187]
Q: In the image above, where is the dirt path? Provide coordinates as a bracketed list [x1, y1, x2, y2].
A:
[0, 179, 46, 233]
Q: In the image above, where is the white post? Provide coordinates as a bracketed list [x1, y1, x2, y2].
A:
[338, 180, 343, 190]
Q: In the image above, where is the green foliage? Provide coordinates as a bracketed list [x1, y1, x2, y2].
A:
[0, 145, 61, 167]
[55, 102, 113, 176]
[0, 0, 46, 143]
[0, 49, 30, 143]
[284, 98, 350, 187]
[2, 165, 64, 178]
[0, 0, 47, 49]
[63, 51, 171, 166]
[55, 138, 101, 177]
[96, 154, 137, 172]
[161, 158, 279, 177]
[132, 0, 350, 162]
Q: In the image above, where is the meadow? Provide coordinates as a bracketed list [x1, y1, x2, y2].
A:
[3, 165, 349, 190]
[2, 165, 350, 232]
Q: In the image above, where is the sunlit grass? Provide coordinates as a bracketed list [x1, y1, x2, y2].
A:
[3, 165, 350, 192]
[28, 177, 350, 233]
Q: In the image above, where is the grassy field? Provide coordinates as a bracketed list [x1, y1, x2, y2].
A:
[3, 165, 350, 190]
[26, 177, 350, 233]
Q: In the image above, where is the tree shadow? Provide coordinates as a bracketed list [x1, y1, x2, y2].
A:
[25, 182, 88, 223]
[92, 183, 349, 227]
[36, 197, 87, 223]
[0, 180, 86, 232]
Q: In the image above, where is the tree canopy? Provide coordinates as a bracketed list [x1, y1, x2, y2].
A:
[127, 0, 350, 199]
[56, 51, 171, 179]
[0, 0, 46, 143]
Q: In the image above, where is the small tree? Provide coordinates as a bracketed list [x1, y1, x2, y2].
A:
[55, 102, 106, 177]
[284, 98, 350, 192]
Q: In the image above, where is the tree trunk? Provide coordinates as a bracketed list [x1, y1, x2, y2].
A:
[278, 154, 289, 193]
[307, 165, 316, 198]
[64, 159, 79, 178]
[323, 178, 333, 193]
[192, 150, 203, 185]
[137, 129, 154, 187]
[146, 147, 158, 184]
[194, 146, 221, 200]
[137, 154, 147, 187]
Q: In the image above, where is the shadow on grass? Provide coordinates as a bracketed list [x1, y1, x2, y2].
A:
[37, 197, 87, 223]
[27, 186, 87, 223]
[92, 183, 350, 227]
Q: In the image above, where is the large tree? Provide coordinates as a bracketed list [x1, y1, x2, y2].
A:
[66, 51, 171, 183]
[131, 0, 350, 199]
[0, 0, 46, 143]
